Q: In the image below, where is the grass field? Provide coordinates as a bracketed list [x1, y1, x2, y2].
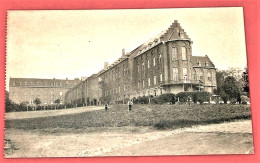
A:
[5, 104, 251, 131]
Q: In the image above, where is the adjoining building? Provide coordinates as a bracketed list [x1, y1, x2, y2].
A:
[9, 78, 80, 105]
[65, 74, 101, 106]
[65, 20, 217, 105]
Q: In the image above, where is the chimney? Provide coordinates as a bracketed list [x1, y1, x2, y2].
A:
[104, 62, 109, 69]
[122, 48, 125, 57]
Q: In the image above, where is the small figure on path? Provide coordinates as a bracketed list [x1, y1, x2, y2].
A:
[188, 96, 192, 106]
[104, 102, 108, 111]
[128, 100, 133, 111]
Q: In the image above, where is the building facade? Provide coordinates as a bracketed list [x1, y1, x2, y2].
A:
[65, 20, 217, 105]
[64, 74, 101, 106]
[9, 78, 80, 105]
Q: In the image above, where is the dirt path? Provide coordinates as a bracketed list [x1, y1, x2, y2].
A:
[4, 120, 254, 157]
[5, 106, 104, 120]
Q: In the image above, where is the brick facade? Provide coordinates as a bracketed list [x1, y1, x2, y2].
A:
[64, 20, 217, 105]
[9, 78, 80, 105]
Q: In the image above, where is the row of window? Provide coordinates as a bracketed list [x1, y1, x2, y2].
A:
[103, 64, 129, 81]
[13, 81, 71, 87]
[104, 83, 130, 96]
[137, 54, 162, 72]
[171, 46, 187, 61]
[137, 73, 163, 89]
[172, 68, 212, 82]
[135, 68, 213, 89]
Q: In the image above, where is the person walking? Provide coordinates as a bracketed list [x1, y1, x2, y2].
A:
[104, 102, 108, 111]
[128, 100, 133, 111]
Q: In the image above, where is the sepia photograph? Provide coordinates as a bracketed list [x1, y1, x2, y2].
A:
[4, 7, 253, 157]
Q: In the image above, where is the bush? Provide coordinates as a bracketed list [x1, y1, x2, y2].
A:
[176, 91, 212, 104]
[151, 93, 175, 104]
[137, 96, 149, 104]
[176, 92, 195, 103]
[196, 91, 212, 104]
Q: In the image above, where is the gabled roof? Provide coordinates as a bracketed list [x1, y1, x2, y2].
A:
[132, 20, 191, 58]
[191, 55, 215, 68]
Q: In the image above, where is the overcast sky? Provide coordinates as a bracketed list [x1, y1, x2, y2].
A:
[6, 7, 247, 91]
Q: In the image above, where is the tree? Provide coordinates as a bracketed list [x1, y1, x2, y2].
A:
[54, 99, 61, 110]
[5, 90, 17, 112]
[33, 98, 41, 111]
[222, 76, 241, 103]
[242, 67, 249, 93]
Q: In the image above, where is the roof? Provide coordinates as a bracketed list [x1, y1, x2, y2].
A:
[191, 55, 215, 68]
[132, 20, 191, 58]
[9, 77, 81, 88]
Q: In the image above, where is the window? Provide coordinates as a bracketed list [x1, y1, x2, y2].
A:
[207, 70, 212, 81]
[142, 80, 145, 88]
[181, 47, 187, 60]
[205, 61, 209, 66]
[159, 54, 162, 63]
[31, 81, 33, 85]
[24, 81, 27, 85]
[198, 60, 201, 66]
[37, 82, 40, 85]
[183, 68, 188, 82]
[124, 84, 126, 91]
[138, 81, 140, 89]
[154, 75, 157, 85]
[148, 77, 151, 87]
[199, 69, 204, 81]
[60, 92, 62, 96]
[147, 59, 150, 68]
[173, 68, 179, 81]
[193, 69, 197, 80]
[172, 47, 177, 61]
[160, 73, 163, 82]
[142, 62, 145, 70]
[153, 57, 156, 66]
[13, 82, 15, 86]
[20, 81, 22, 85]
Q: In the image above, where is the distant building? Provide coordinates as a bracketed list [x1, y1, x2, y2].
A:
[65, 20, 217, 105]
[9, 78, 81, 105]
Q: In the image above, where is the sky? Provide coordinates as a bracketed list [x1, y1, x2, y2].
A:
[6, 7, 247, 91]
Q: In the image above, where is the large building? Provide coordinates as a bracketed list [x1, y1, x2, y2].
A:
[9, 77, 81, 105]
[65, 20, 217, 105]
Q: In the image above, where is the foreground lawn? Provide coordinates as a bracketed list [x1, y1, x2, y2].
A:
[5, 104, 251, 130]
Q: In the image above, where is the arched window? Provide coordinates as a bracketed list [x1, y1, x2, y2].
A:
[160, 73, 163, 82]
[199, 69, 204, 81]
[193, 69, 197, 80]
[173, 68, 179, 81]
[153, 57, 156, 66]
[154, 75, 157, 85]
[207, 70, 212, 81]
[147, 59, 150, 68]
[172, 47, 177, 61]
[183, 67, 188, 81]
[181, 46, 187, 60]
[148, 77, 151, 86]
[142, 80, 145, 88]
[159, 54, 162, 63]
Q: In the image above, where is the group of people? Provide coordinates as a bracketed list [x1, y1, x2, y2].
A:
[104, 100, 133, 111]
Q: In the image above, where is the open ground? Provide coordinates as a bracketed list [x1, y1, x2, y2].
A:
[4, 104, 254, 157]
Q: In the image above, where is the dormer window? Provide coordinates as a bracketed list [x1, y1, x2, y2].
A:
[205, 61, 209, 66]
[197, 60, 201, 66]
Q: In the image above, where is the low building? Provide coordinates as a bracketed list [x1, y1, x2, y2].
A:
[9, 78, 80, 105]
